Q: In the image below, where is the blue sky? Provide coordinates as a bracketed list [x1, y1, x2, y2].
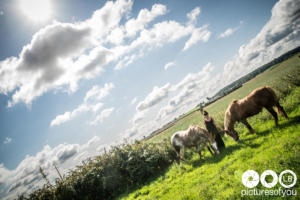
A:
[0, 0, 299, 198]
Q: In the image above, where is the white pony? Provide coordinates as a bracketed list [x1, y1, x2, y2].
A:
[171, 125, 220, 160]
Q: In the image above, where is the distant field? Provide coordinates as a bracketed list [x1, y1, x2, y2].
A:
[120, 53, 300, 199]
[148, 53, 300, 144]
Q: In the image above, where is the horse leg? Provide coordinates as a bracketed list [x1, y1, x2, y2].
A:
[180, 147, 186, 161]
[241, 119, 255, 134]
[207, 145, 214, 155]
[215, 133, 225, 149]
[275, 102, 289, 119]
[174, 145, 181, 159]
[198, 151, 202, 159]
[196, 145, 202, 159]
[266, 106, 278, 126]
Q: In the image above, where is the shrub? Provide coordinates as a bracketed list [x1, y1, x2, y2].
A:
[17, 140, 177, 200]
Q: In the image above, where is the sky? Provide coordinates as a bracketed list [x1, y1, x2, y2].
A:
[0, 0, 299, 198]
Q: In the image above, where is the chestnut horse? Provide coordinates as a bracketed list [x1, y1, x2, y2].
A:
[171, 125, 220, 160]
[224, 86, 288, 141]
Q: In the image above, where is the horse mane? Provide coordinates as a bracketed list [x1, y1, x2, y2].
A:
[224, 103, 235, 131]
[188, 125, 208, 136]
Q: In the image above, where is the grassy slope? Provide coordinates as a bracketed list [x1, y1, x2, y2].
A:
[148, 53, 300, 143]
[119, 54, 300, 199]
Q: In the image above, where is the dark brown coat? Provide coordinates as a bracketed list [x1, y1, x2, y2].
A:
[204, 117, 225, 150]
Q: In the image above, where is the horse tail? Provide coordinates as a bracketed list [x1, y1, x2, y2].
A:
[265, 86, 279, 103]
[173, 144, 181, 155]
[266, 86, 289, 118]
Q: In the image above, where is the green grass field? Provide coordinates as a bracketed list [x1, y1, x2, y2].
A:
[119, 53, 300, 200]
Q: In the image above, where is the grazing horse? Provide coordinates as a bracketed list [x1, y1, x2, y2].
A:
[171, 125, 220, 160]
[224, 86, 288, 141]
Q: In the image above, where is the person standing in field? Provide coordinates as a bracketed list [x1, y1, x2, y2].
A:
[202, 110, 226, 151]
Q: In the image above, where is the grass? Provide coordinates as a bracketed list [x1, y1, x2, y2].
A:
[148, 53, 300, 143]
[119, 53, 300, 200]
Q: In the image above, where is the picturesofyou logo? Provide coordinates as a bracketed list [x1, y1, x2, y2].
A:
[241, 169, 297, 197]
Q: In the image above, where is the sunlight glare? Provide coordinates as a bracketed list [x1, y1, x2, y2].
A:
[19, 0, 52, 23]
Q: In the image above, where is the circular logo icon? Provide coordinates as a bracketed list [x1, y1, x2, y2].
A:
[279, 170, 297, 188]
[260, 170, 278, 188]
[242, 170, 259, 188]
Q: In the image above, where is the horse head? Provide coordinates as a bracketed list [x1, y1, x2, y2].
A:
[224, 107, 240, 142]
[224, 129, 239, 142]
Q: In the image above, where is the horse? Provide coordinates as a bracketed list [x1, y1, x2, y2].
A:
[224, 86, 288, 141]
[202, 110, 226, 151]
[170, 125, 220, 160]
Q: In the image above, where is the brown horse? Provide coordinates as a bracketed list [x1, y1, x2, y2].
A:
[171, 125, 220, 160]
[224, 86, 288, 141]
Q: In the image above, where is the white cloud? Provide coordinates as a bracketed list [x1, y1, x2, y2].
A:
[0, 0, 132, 107]
[218, 20, 244, 39]
[0, 1, 211, 107]
[124, 4, 167, 38]
[87, 0, 133, 40]
[131, 109, 147, 124]
[50, 103, 103, 127]
[183, 25, 211, 51]
[122, 120, 158, 141]
[3, 137, 12, 144]
[222, 0, 300, 82]
[114, 6, 211, 70]
[0, 144, 78, 197]
[158, 0, 300, 122]
[157, 62, 214, 120]
[106, 27, 125, 45]
[182, 6, 210, 51]
[123, 126, 139, 139]
[157, 0, 300, 120]
[56, 144, 80, 164]
[84, 83, 114, 103]
[89, 107, 115, 125]
[104, 3, 167, 45]
[51, 83, 114, 127]
[125, 62, 215, 140]
[0, 10, 4, 16]
[50, 112, 71, 127]
[164, 62, 176, 70]
[113, 19, 195, 70]
[131, 97, 137, 105]
[187, 7, 201, 24]
[1, 22, 94, 107]
[136, 83, 171, 111]
[218, 28, 235, 38]
[136, 21, 191, 45]
[114, 53, 140, 70]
